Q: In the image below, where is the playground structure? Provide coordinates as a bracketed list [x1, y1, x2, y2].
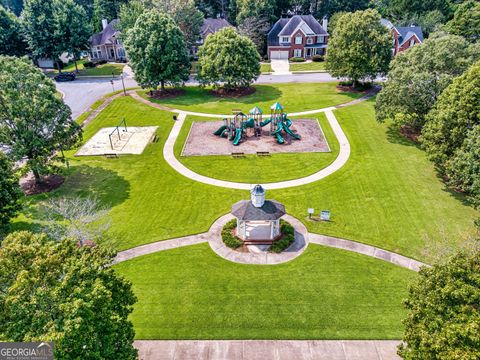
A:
[108, 118, 128, 150]
[213, 103, 301, 146]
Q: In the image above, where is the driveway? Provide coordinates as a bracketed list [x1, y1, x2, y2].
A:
[270, 59, 291, 75]
[56, 71, 349, 119]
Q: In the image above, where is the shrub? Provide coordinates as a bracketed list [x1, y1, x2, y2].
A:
[95, 59, 107, 65]
[289, 57, 305, 62]
[312, 55, 324, 62]
[83, 61, 95, 68]
[221, 219, 243, 249]
[270, 220, 295, 253]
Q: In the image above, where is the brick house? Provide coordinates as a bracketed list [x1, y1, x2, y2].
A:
[381, 19, 424, 55]
[90, 19, 127, 62]
[267, 15, 328, 60]
[192, 17, 232, 56]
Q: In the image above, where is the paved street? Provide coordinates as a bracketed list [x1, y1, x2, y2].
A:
[56, 71, 342, 119]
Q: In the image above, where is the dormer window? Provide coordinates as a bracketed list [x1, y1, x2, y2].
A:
[295, 35, 302, 44]
[281, 36, 289, 43]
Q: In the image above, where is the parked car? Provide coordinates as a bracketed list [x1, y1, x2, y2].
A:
[54, 72, 76, 82]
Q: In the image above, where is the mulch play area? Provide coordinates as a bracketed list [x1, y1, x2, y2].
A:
[182, 119, 330, 156]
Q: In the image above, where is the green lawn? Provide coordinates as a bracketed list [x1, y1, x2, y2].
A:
[59, 59, 124, 76]
[137, 83, 361, 114]
[290, 61, 327, 72]
[13, 90, 478, 259]
[175, 114, 339, 183]
[260, 63, 272, 73]
[115, 243, 415, 339]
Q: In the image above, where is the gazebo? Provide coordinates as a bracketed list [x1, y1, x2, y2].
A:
[231, 185, 285, 243]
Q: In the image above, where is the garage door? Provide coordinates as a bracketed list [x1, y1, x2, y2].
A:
[270, 51, 289, 60]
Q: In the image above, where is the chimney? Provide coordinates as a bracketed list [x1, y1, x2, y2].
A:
[322, 16, 328, 32]
[102, 19, 108, 30]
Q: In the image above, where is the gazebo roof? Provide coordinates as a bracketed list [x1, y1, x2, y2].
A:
[231, 200, 285, 221]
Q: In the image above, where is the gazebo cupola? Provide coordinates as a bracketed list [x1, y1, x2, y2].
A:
[251, 184, 265, 207]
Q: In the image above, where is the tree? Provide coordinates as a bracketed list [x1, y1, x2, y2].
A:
[197, 27, 260, 90]
[398, 241, 480, 359]
[119, 0, 204, 49]
[54, 0, 92, 72]
[43, 196, 111, 246]
[74, 0, 94, 20]
[375, 33, 480, 131]
[92, 0, 126, 27]
[446, 0, 480, 42]
[407, 10, 445, 36]
[0, 56, 82, 183]
[326, 9, 392, 87]
[235, 0, 275, 24]
[237, 16, 270, 56]
[446, 126, 480, 208]
[422, 61, 480, 177]
[0, 231, 138, 359]
[0, 5, 27, 56]
[124, 10, 190, 91]
[0, 153, 21, 230]
[315, 0, 370, 18]
[0, 0, 23, 15]
[21, 0, 58, 61]
[380, 0, 452, 19]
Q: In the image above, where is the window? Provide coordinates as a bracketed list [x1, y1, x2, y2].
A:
[317, 36, 324, 43]
[281, 36, 290, 43]
[294, 49, 302, 57]
[409, 38, 416, 47]
[295, 35, 302, 44]
[307, 37, 313, 44]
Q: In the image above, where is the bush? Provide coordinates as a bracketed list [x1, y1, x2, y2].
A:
[289, 57, 305, 62]
[83, 61, 95, 68]
[270, 220, 295, 253]
[95, 59, 107, 65]
[312, 55, 324, 62]
[221, 219, 243, 249]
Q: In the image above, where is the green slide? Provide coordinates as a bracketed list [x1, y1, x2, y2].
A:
[272, 123, 285, 144]
[260, 118, 272, 127]
[284, 118, 301, 140]
[232, 128, 243, 145]
[213, 125, 227, 136]
[244, 118, 255, 128]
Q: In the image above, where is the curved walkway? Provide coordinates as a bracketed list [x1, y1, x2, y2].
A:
[114, 213, 428, 271]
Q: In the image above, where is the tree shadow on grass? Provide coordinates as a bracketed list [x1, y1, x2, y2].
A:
[385, 125, 422, 149]
[19, 165, 130, 223]
[147, 85, 283, 109]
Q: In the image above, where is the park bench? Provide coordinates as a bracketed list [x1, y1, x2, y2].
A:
[257, 151, 270, 156]
[231, 152, 245, 158]
[104, 153, 118, 158]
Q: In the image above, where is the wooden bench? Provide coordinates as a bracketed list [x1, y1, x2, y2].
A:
[231, 152, 245, 158]
[257, 151, 270, 156]
[104, 153, 118, 158]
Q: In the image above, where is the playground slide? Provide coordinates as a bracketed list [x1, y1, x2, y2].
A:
[275, 132, 285, 144]
[284, 118, 301, 140]
[272, 123, 285, 144]
[213, 125, 227, 136]
[244, 118, 255, 128]
[260, 118, 272, 127]
[232, 128, 243, 146]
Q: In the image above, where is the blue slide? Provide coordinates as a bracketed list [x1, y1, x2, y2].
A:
[232, 128, 243, 145]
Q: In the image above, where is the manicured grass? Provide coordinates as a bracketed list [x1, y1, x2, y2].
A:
[13, 89, 478, 259]
[174, 114, 339, 183]
[137, 83, 361, 114]
[115, 243, 416, 339]
[58, 59, 124, 76]
[274, 100, 478, 260]
[290, 61, 327, 72]
[260, 63, 272, 73]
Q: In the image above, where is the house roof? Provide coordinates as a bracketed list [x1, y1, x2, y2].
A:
[231, 200, 285, 221]
[91, 19, 120, 46]
[397, 26, 424, 45]
[267, 15, 327, 46]
[201, 18, 232, 37]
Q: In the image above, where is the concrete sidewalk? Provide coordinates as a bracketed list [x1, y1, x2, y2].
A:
[135, 340, 402, 360]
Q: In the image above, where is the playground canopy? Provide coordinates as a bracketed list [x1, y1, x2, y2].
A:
[270, 102, 284, 111]
[249, 106, 263, 115]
